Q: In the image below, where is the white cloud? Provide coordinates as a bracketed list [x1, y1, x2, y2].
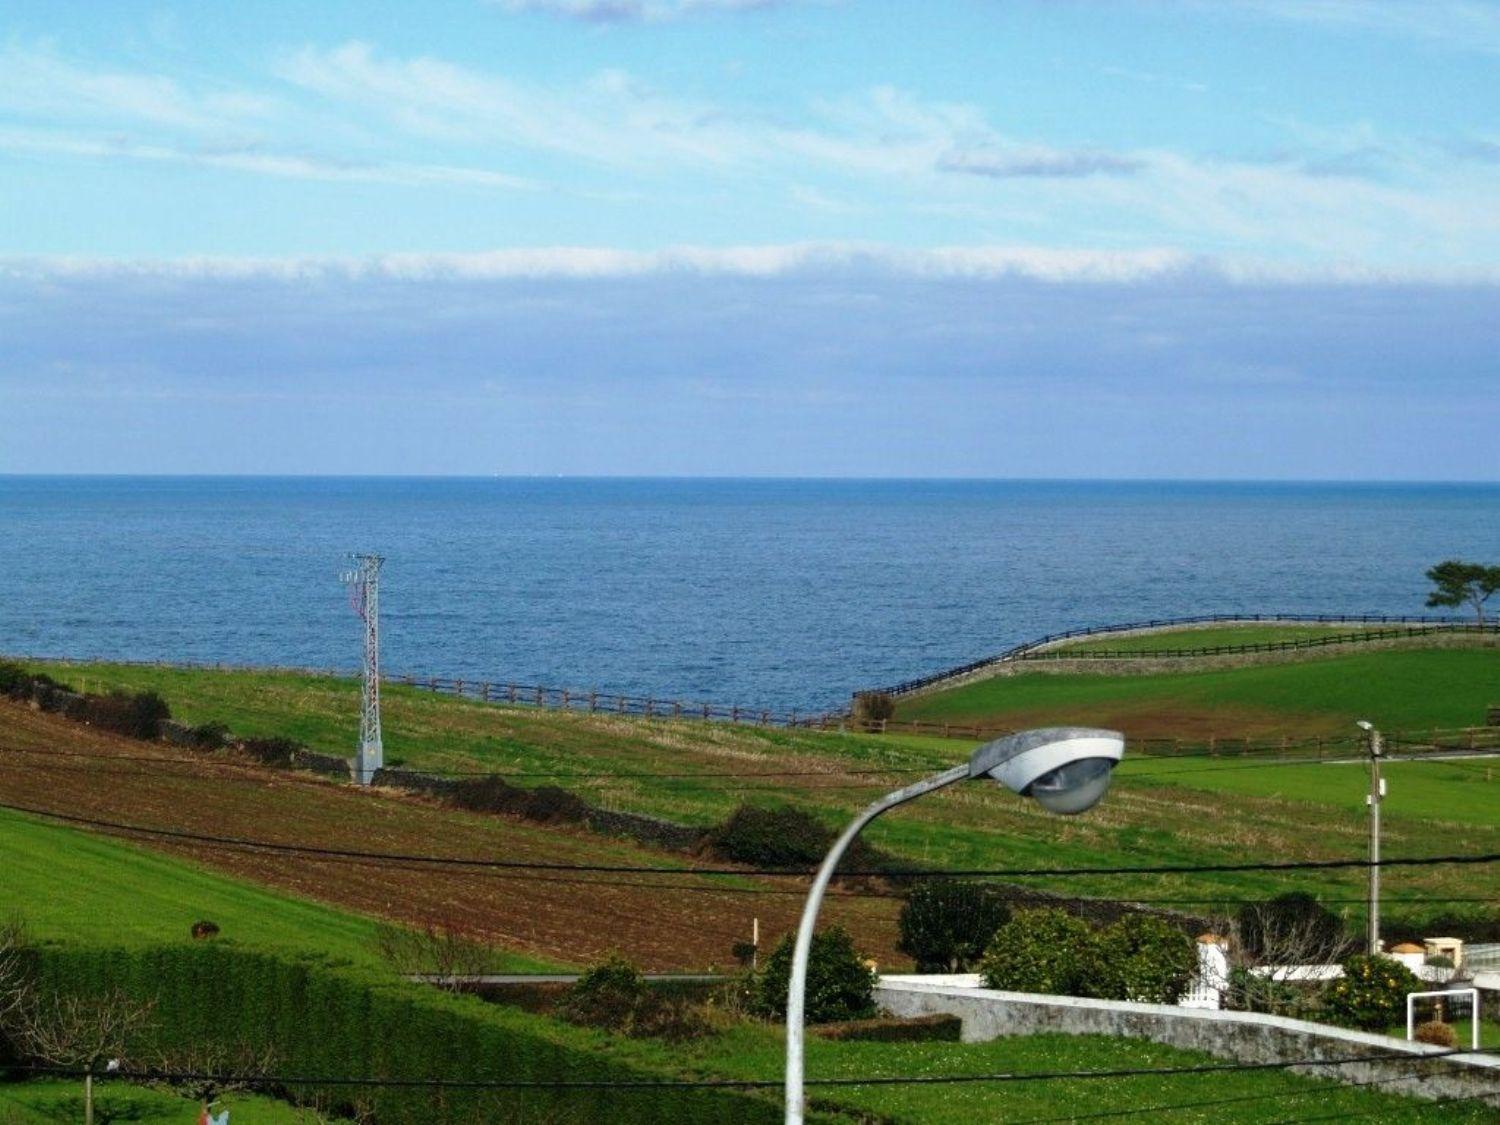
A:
[4, 243, 1494, 286]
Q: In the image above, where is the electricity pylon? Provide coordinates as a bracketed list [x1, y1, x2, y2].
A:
[341, 554, 384, 785]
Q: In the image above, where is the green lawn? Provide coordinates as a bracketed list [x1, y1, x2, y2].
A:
[1121, 757, 1500, 828]
[677, 1028, 1496, 1123]
[896, 649, 1500, 735]
[0, 805, 553, 971]
[1050, 623, 1414, 654]
[0, 1080, 331, 1123]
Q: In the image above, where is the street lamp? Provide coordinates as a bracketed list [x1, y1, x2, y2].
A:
[783, 727, 1126, 1124]
[1357, 720, 1384, 955]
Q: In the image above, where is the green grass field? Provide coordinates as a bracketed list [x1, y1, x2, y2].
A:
[0, 805, 552, 971]
[679, 1028, 1497, 1123]
[1050, 623, 1409, 653]
[0, 1080, 331, 1124]
[13, 660, 1500, 927]
[0, 1080, 326, 1124]
[896, 648, 1500, 735]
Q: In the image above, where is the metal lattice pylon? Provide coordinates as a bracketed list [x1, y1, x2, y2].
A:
[340, 554, 384, 784]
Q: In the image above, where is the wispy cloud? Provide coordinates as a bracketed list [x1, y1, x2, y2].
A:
[938, 145, 1143, 180]
[0, 126, 534, 190]
[493, 0, 796, 22]
[0, 43, 275, 132]
[1218, 0, 1500, 55]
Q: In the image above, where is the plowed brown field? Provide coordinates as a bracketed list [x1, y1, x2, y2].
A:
[0, 701, 899, 970]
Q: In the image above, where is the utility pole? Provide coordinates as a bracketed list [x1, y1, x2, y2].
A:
[1358, 720, 1385, 955]
[342, 554, 384, 785]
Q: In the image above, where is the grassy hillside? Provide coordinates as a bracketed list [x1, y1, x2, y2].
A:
[9, 662, 1499, 938]
[896, 649, 1500, 735]
[0, 805, 551, 971]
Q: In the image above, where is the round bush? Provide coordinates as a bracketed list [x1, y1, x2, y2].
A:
[1322, 954, 1421, 1031]
[897, 880, 1011, 973]
[749, 927, 876, 1023]
[980, 908, 1098, 996]
[1414, 1019, 1458, 1048]
[1093, 914, 1197, 1004]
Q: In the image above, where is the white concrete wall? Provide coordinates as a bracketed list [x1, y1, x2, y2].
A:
[875, 977, 1500, 1107]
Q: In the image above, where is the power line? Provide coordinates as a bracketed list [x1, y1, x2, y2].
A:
[4, 798, 1500, 881]
[15, 1046, 1492, 1092]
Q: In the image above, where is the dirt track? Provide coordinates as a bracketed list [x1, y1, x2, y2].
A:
[0, 701, 899, 970]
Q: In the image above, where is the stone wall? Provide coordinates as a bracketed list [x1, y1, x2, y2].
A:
[875, 978, 1500, 1106]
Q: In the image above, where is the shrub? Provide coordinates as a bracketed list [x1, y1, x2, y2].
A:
[1414, 1019, 1458, 1048]
[747, 927, 876, 1024]
[811, 1013, 961, 1042]
[1322, 954, 1421, 1031]
[80, 691, 170, 740]
[707, 805, 884, 872]
[556, 956, 710, 1042]
[897, 880, 1011, 972]
[851, 692, 895, 728]
[187, 722, 231, 750]
[0, 661, 29, 696]
[1425, 954, 1455, 969]
[556, 956, 647, 1033]
[189, 921, 220, 941]
[446, 777, 591, 825]
[239, 736, 301, 768]
[1092, 914, 1197, 1004]
[1237, 892, 1346, 960]
[980, 908, 1098, 996]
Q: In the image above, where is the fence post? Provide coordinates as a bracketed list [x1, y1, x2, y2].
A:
[535, 686, 544, 706]
[508, 683, 517, 703]
[645, 699, 654, 717]
[731, 706, 740, 723]
[589, 692, 597, 713]
[482, 682, 490, 702]
[562, 689, 570, 708]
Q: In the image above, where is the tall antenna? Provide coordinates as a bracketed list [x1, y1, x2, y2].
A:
[340, 554, 385, 785]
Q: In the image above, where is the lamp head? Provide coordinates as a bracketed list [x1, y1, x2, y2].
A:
[1356, 720, 1374, 732]
[968, 727, 1125, 816]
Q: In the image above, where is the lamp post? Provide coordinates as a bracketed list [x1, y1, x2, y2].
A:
[1357, 720, 1384, 955]
[783, 727, 1126, 1124]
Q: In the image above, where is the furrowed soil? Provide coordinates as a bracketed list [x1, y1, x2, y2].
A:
[0, 701, 895, 970]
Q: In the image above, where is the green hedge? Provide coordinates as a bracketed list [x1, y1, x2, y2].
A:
[22, 944, 778, 1124]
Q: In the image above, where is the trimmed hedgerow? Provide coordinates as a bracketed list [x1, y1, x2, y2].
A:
[20, 944, 777, 1124]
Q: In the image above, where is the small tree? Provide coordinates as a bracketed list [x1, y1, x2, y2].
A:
[1222, 895, 1352, 1018]
[897, 881, 1011, 973]
[14, 988, 156, 1125]
[749, 927, 876, 1023]
[1323, 954, 1420, 1031]
[1236, 893, 1348, 960]
[1425, 559, 1500, 626]
[979, 908, 1098, 996]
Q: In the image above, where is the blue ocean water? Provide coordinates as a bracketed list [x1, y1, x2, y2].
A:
[1, 477, 1495, 712]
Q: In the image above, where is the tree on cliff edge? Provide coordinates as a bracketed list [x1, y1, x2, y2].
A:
[1424, 559, 1500, 626]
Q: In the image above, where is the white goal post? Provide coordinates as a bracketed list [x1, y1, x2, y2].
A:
[1406, 988, 1480, 1050]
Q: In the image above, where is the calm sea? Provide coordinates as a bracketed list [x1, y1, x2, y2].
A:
[1, 477, 1495, 712]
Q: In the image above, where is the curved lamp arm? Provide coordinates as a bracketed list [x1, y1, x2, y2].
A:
[784, 762, 970, 1124]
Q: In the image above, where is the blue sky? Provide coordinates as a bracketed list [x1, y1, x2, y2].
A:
[1, 0, 1497, 477]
